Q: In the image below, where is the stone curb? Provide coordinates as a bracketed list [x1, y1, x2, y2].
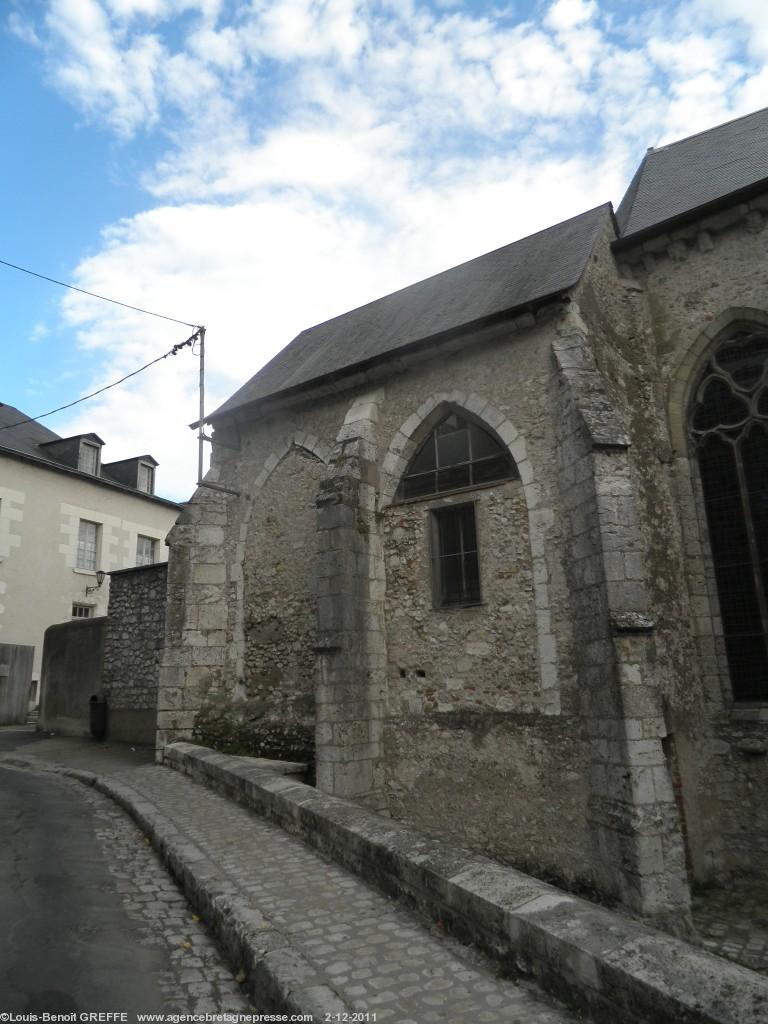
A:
[0, 754, 348, 1023]
[164, 742, 768, 1024]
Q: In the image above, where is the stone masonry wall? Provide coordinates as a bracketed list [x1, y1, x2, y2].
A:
[581, 206, 768, 877]
[103, 561, 168, 743]
[368, 317, 594, 888]
[237, 449, 326, 765]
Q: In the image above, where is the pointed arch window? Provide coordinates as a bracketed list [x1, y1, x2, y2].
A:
[690, 331, 768, 701]
[396, 412, 518, 502]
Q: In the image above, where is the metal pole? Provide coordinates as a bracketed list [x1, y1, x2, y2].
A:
[197, 326, 206, 485]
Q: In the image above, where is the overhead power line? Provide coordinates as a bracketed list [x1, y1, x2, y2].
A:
[0, 257, 202, 329]
[0, 330, 202, 433]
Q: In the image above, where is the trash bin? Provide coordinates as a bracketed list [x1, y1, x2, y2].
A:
[89, 695, 107, 741]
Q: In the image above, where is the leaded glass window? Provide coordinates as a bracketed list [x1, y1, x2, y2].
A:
[690, 331, 768, 701]
[396, 413, 517, 501]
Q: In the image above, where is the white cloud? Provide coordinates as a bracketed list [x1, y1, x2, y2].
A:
[545, 0, 597, 32]
[14, 0, 768, 499]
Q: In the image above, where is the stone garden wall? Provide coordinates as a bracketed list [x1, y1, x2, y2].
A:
[102, 561, 168, 744]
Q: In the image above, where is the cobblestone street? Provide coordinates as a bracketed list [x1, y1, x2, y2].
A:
[110, 763, 583, 1024]
[5, 764, 252, 1014]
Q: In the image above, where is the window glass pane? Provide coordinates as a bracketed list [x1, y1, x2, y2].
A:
[439, 553, 464, 605]
[472, 454, 514, 486]
[436, 509, 463, 555]
[433, 506, 480, 606]
[401, 473, 437, 499]
[698, 434, 739, 497]
[436, 424, 469, 466]
[136, 535, 155, 566]
[77, 520, 98, 571]
[462, 550, 481, 603]
[436, 413, 463, 434]
[724, 634, 768, 702]
[437, 464, 470, 492]
[79, 443, 99, 474]
[407, 435, 437, 475]
[693, 378, 749, 431]
[741, 426, 768, 563]
[469, 422, 503, 460]
[137, 463, 154, 493]
[716, 333, 768, 389]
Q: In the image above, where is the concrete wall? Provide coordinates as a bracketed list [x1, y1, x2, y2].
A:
[40, 617, 106, 736]
[102, 562, 168, 744]
[0, 643, 34, 724]
[0, 454, 178, 681]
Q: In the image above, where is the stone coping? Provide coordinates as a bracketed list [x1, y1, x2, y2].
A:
[164, 741, 768, 1024]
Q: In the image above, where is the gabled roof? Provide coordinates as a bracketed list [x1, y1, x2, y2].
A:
[0, 403, 179, 508]
[616, 107, 768, 242]
[210, 203, 612, 420]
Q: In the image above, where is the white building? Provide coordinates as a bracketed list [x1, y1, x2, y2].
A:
[0, 403, 181, 699]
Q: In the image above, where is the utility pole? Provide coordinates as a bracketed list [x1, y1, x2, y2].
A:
[197, 326, 206, 486]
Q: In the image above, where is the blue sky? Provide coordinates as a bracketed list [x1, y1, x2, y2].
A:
[3, 0, 768, 499]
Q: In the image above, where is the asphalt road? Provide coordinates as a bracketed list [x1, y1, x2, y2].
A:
[0, 763, 171, 1013]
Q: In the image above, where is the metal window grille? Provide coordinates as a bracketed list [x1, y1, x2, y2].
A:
[690, 330, 768, 701]
[71, 603, 93, 618]
[76, 519, 99, 571]
[431, 504, 481, 607]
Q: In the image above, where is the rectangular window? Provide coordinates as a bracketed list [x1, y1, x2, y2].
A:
[78, 442, 100, 474]
[137, 463, 155, 493]
[431, 504, 481, 607]
[76, 519, 99, 571]
[71, 603, 93, 619]
[136, 534, 156, 566]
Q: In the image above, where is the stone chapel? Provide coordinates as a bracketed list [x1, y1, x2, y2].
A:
[157, 107, 768, 926]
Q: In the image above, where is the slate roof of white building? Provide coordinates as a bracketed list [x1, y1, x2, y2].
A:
[0, 403, 180, 507]
[615, 106, 768, 241]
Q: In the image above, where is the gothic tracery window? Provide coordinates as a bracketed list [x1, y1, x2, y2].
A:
[690, 331, 768, 701]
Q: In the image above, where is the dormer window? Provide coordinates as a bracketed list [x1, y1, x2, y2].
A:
[137, 461, 155, 494]
[78, 441, 101, 475]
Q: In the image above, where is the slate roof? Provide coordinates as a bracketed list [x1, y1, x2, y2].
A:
[616, 106, 768, 241]
[210, 203, 613, 420]
[0, 403, 179, 507]
[0, 404, 60, 457]
[211, 107, 768, 420]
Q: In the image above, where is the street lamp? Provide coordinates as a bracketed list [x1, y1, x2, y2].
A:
[85, 569, 106, 596]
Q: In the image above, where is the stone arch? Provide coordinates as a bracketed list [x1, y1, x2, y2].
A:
[228, 434, 331, 688]
[381, 389, 560, 713]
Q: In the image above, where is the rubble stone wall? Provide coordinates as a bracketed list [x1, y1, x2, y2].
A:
[103, 561, 168, 743]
